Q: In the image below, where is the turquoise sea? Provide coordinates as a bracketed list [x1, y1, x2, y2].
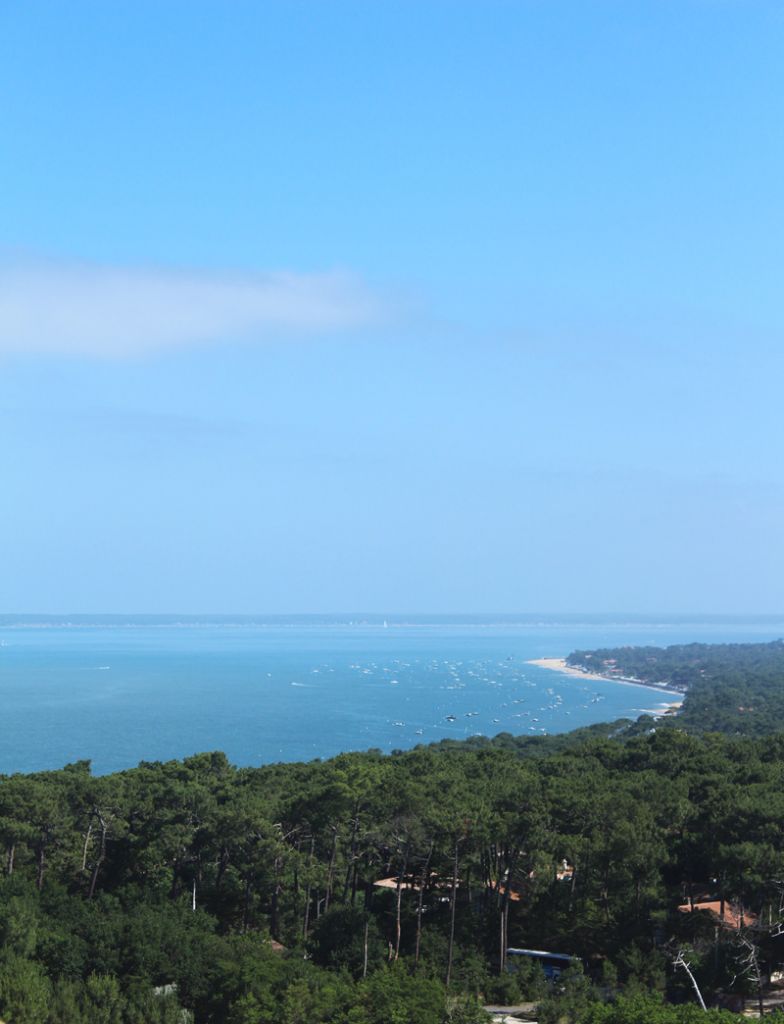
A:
[1, 615, 782, 775]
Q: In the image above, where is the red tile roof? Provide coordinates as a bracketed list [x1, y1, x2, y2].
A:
[677, 900, 757, 930]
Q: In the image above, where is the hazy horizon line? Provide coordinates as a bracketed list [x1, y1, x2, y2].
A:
[3, 612, 784, 623]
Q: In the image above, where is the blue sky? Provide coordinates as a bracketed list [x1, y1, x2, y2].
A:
[2, 0, 783, 614]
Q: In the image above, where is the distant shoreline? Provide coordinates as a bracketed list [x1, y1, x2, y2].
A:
[527, 657, 685, 710]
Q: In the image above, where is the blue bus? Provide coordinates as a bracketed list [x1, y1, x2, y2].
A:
[506, 947, 576, 980]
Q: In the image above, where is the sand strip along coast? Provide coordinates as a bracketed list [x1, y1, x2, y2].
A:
[527, 657, 684, 705]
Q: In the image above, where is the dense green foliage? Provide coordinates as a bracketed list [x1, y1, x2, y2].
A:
[2, 641, 784, 1021]
[2, 722, 784, 1022]
[567, 640, 784, 734]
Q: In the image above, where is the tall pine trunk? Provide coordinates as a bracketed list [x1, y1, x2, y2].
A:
[36, 844, 45, 890]
[415, 843, 433, 965]
[394, 846, 409, 960]
[303, 837, 315, 940]
[446, 837, 460, 987]
[87, 816, 107, 899]
[325, 827, 338, 911]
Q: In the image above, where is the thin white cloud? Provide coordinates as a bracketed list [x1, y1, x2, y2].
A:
[0, 260, 384, 357]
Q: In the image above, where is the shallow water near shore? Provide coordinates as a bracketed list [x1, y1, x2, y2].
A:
[1, 614, 782, 775]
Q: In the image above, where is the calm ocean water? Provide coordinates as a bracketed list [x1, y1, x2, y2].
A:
[1, 615, 782, 775]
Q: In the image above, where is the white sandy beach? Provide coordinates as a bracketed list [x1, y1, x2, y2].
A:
[528, 657, 684, 704]
[634, 701, 685, 716]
